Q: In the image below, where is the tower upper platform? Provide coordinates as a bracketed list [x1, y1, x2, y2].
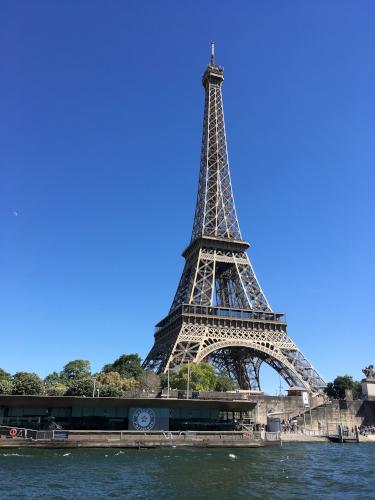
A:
[202, 42, 224, 86]
[202, 64, 224, 87]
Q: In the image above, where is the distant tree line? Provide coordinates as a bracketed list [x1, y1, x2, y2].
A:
[0, 355, 235, 397]
[0, 359, 363, 399]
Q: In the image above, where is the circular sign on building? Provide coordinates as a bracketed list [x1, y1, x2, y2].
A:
[132, 408, 156, 430]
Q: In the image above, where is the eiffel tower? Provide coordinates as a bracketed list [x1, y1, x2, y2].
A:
[144, 44, 326, 393]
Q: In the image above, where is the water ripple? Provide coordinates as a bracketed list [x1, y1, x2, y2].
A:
[0, 444, 374, 499]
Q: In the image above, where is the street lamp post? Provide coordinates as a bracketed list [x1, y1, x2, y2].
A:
[186, 361, 190, 400]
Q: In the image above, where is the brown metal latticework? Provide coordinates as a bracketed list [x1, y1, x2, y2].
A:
[143, 44, 326, 393]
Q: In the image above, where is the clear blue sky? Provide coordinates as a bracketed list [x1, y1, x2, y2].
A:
[1, 1, 374, 394]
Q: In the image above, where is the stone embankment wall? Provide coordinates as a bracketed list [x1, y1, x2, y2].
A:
[249, 395, 325, 425]
[251, 395, 375, 433]
[311, 401, 359, 432]
[303, 400, 375, 433]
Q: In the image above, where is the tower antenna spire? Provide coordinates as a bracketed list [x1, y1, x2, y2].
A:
[210, 41, 215, 65]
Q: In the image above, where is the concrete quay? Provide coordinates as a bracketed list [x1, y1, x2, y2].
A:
[280, 433, 328, 442]
[0, 430, 280, 448]
[280, 432, 375, 443]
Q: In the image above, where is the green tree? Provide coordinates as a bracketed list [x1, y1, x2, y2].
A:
[0, 378, 13, 394]
[44, 371, 62, 385]
[65, 377, 94, 397]
[44, 372, 67, 396]
[97, 382, 124, 397]
[46, 383, 67, 396]
[97, 371, 138, 397]
[325, 375, 362, 400]
[160, 373, 169, 389]
[62, 360, 91, 380]
[103, 354, 143, 380]
[12, 372, 44, 395]
[169, 362, 217, 391]
[325, 382, 336, 398]
[215, 371, 236, 392]
[97, 371, 125, 386]
[0, 368, 11, 380]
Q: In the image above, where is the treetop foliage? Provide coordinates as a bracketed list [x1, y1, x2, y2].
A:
[0, 378, 13, 395]
[102, 354, 143, 380]
[215, 371, 236, 392]
[0, 368, 11, 380]
[0, 354, 149, 397]
[161, 362, 235, 392]
[62, 360, 91, 380]
[0, 360, 363, 400]
[12, 372, 44, 396]
[324, 375, 362, 400]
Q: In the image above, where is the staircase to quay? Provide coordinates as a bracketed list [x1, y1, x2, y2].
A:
[294, 399, 374, 434]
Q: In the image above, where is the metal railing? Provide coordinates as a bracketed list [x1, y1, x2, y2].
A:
[155, 304, 286, 332]
[281, 428, 327, 436]
[161, 388, 261, 401]
[181, 305, 285, 323]
[0, 425, 65, 441]
[0, 426, 281, 444]
[265, 431, 281, 441]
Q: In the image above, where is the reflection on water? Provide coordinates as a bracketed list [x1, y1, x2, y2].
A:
[0, 443, 374, 499]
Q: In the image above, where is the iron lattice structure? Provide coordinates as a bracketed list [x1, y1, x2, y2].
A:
[144, 45, 326, 393]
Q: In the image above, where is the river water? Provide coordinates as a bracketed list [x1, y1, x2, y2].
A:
[0, 443, 374, 499]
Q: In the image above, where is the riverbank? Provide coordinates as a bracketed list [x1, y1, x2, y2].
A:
[281, 433, 375, 443]
[1, 429, 374, 448]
